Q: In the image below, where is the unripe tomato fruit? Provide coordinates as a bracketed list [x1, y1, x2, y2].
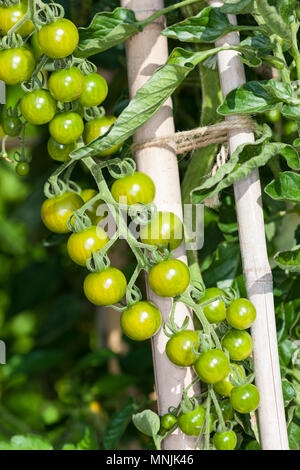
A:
[214, 363, 245, 397]
[20, 90, 56, 125]
[140, 211, 184, 250]
[80, 189, 107, 225]
[83, 267, 127, 306]
[198, 287, 226, 324]
[48, 67, 85, 103]
[265, 108, 281, 124]
[178, 405, 206, 436]
[160, 413, 177, 431]
[230, 384, 260, 414]
[213, 430, 237, 450]
[120, 301, 161, 341]
[0, 1, 34, 38]
[0, 47, 35, 85]
[148, 259, 190, 297]
[67, 226, 109, 267]
[78, 73, 108, 107]
[222, 329, 253, 361]
[194, 349, 230, 384]
[226, 298, 256, 330]
[166, 330, 200, 367]
[49, 112, 84, 144]
[83, 116, 121, 157]
[111, 171, 155, 206]
[2, 116, 22, 136]
[41, 192, 83, 234]
[283, 120, 298, 137]
[47, 137, 75, 162]
[16, 162, 30, 176]
[38, 19, 79, 59]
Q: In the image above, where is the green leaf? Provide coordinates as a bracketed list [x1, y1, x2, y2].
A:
[281, 105, 300, 120]
[71, 46, 228, 160]
[239, 34, 274, 57]
[288, 422, 300, 450]
[274, 245, 300, 272]
[0, 434, 53, 450]
[202, 241, 241, 288]
[221, 0, 254, 14]
[103, 400, 140, 450]
[218, 81, 279, 115]
[75, 8, 140, 58]
[261, 80, 299, 105]
[72, 349, 116, 375]
[282, 379, 297, 405]
[162, 6, 262, 43]
[265, 172, 300, 203]
[278, 0, 296, 25]
[76, 427, 99, 450]
[132, 409, 160, 438]
[255, 0, 292, 44]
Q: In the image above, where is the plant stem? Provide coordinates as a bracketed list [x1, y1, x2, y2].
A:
[290, 19, 300, 83]
[209, 386, 226, 431]
[139, 0, 201, 28]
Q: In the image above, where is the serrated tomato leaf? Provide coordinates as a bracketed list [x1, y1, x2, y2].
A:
[221, 0, 254, 14]
[265, 172, 300, 203]
[274, 246, 300, 273]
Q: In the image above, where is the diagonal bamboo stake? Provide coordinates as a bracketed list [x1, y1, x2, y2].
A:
[209, 0, 289, 450]
[121, 0, 199, 450]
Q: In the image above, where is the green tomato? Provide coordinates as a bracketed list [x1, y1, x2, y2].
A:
[78, 73, 108, 108]
[111, 171, 155, 206]
[16, 162, 30, 176]
[38, 18, 79, 59]
[30, 31, 43, 59]
[177, 405, 205, 436]
[140, 211, 184, 250]
[83, 116, 121, 157]
[160, 413, 177, 431]
[198, 287, 226, 324]
[194, 349, 230, 384]
[265, 109, 281, 124]
[2, 115, 22, 136]
[230, 384, 260, 414]
[283, 120, 298, 137]
[226, 298, 256, 330]
[67, 226, 109, 267]
[47, 137, 75, 162]
[0, 47, 35, 85]
[84, 267, 127, 306]
[213, 430, 237, 450]
[20, 89, 56, 125]
[222, 329, 253, 361]
[49, 112, 84, 144]
[48, 67, 85, 103]
[41, 192, 83, 234]
[0, 1, 34, 38]
[214, 363, 246, 397]
[148, 259, 190, 298]
[166, 330, 200, 367]
[120, 301, 161, 341]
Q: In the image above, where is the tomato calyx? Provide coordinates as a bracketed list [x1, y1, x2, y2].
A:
[86, 251, 110, 274]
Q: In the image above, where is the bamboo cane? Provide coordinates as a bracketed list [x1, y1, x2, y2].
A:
[208, 0, 289, 450]
[121, 0, 199, 451]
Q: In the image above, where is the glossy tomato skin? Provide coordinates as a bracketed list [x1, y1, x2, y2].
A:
[0, 1, 34, 37]
[198, 287, 226, 324]
[111, 172, 155, 206]
[47, 137, 75, 162]
[49, 112, 84, 144]
[80, 189, 107, 225]
[78, 73, 108, 107]
[194, 349, 230, 384]
[166, 330, 199, 367]
[226, 298, 256, 330]
[140, 211, 184, 250]
[20, 90, 56, 125]
[120, 301, 161, 341]
[16, 162, 30, 176]
[84, 267, 127, 306]
[2, 116, 22, 136]
[41, 192, 83, 234]
[161, 413, 177, 431]
[230, 384, 260, 414]
[148, 259, 190, 297]
[38, 19, 79, 59]
[222, 329, 253, 361]
[265, 108, 281, 124]
[48, 67, 84, 103]
[83, 116, 121, 157]
[0, 47, 35, 85]
[214, 363, 245, 397]
[67, 226, 109, 267]
[177, 405, 205, 436]
[213, 430, 237, 450]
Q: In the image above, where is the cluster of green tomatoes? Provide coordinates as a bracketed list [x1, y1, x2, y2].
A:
[0, 1, 119, 174]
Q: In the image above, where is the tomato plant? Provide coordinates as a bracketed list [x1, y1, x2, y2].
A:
[38, 18, 79, 59]
[84, 267, 127, 306]
[49, 111, 84, 144]
[120, 301, 162, 341]
[148, 259, 190, 297]
[111, 171, 155, 206]
[166, 330, 199, 367]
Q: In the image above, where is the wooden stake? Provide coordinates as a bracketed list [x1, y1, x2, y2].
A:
[209, 0, 289, 450]
[121, 0, 199, 450]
